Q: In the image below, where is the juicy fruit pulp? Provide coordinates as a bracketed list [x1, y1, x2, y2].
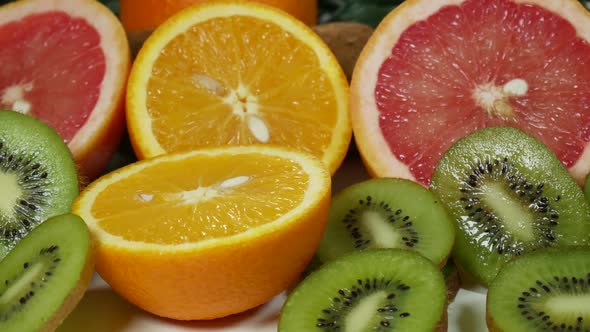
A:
[0, 11, 104, 142]
[317, 178, 455, 267]
[353, 0, 590, 185]
[0, 110, 78, 260]
[487, 247, 590, 332]
[0, 213, 93, 332]
[127, 1, 351, 174]
[279, 249, 446, 331]
[431, 127, 590, 286]
[0, 0, 130, 179]
[72, 146, 331, 320]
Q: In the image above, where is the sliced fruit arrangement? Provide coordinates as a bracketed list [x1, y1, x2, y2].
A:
[487, 247, 590, 332]
[0, 0, 130, 179]
[0, 213, 94, 332]
[72, 145, 331, 320]
[126, 1, 351, 174]
[317, 178, 455, 267]
[279, 249, 447, 332]
[0, 110, 78, 260]
[431, 126, 590, 286]
[351, 0, 590, 186]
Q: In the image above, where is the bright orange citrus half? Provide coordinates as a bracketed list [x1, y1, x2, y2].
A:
[72, 145, 331, 320]
[126, 1, 350, 175]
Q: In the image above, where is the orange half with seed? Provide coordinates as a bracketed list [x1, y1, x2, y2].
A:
[126, 1, 350, 174]
[72, 145, 331, 320]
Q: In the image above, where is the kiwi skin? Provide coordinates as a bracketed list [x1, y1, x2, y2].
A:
[38, 214, 95, 332]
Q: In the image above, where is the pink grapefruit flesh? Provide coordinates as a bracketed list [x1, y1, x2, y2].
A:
[0, 12, 105, 142]
[0, 0, 130, 180]
[352, 0, 590, 186]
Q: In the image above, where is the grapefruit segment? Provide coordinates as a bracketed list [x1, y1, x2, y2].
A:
[352, 0, 590, 186]
[0, 0, 130, 180]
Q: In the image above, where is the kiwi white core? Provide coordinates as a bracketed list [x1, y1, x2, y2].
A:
[480, 181, 534, 242]
[0, 262, 43, 305]
[543, 294, 590, 318]
[344, 290, 386, 332]
[0, 172, 22, 218]
[361, 210, 401, 247]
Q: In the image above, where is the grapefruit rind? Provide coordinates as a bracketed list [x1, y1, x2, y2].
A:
[0, 0, 131, 179]
[126, 1, 351, 175]
[350, 0, 590, 185]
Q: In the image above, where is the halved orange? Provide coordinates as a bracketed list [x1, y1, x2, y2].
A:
[126, 1, 350, 175]
[72, 145, 331, 320]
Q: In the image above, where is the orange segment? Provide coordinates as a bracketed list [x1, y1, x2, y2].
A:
[72, 145, 331, 320]
[126, 1, 350, 174]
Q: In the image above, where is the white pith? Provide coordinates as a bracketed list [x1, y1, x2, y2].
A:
[351, 0, 590, 184]
[0, 0, 129, 156]
[1, 83, 33, 115]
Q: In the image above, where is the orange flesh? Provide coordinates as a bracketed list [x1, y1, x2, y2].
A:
[146, 15, 338, 157]
[91, 153, 308, 244]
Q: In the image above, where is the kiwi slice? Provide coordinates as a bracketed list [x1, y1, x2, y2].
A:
[279, 249, 447, 331]
[487, 246, 590, 332]
[316, 178, 455, 267]
[0, 213, 94, 332]
[585, 174, 590, 203]
[430, 126, 590, 286]
[0, 110, 78, 259]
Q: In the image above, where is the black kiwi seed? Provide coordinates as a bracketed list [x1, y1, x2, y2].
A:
[431, 127, 590, 286]
[279, 250, 447, 332]
[317, 178, 455, 268]
[0, 110, 79, 261]
[489, 247, 590, 332]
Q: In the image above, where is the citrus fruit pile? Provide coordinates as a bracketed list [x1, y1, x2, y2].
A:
[0, 0, 589, 330]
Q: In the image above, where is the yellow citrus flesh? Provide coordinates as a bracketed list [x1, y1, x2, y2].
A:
[72, 145, 331, 320]
[126, 1, 350, 174]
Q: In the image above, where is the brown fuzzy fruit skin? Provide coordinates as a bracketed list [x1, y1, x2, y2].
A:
[39, 238, 95, 332]
[313, 22, 374, 81]
[485, 304, 503, 332]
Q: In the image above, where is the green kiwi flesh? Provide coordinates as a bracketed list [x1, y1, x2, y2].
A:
[430, 126, 590, 286]
[0, 213, 93, 332]
[279, 249, 446, 332]
[487, 247, 590, 332]
[317, 178, 455, 267]
[0, 110, 78, 260]
[585, 174, 590, 203]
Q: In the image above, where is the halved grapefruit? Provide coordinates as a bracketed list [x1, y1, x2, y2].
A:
[351, 0, 590, 186]
[0, 0, 130, 180]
